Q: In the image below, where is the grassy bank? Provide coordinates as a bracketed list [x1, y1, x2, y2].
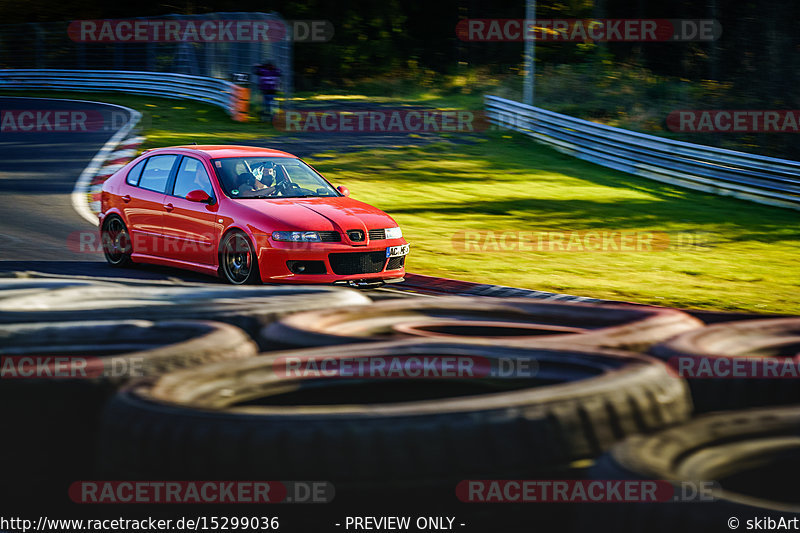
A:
[307, 133, 800, 314]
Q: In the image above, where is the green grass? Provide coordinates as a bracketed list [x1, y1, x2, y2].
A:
[0, 91, 277, 148]
[304, 133, 800, 314]
[4, 89, 799, 313]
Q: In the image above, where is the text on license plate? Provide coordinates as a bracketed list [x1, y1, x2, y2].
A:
[386, 244, 410, 258]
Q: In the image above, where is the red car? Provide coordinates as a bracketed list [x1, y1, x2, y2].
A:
[99, 145, 409, 286]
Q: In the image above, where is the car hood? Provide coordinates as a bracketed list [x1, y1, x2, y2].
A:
[233, 196, 399, 232]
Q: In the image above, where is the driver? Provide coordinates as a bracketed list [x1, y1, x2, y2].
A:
[230, 161, 287, 197]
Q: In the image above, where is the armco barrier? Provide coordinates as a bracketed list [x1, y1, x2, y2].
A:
[0, 69, 249, 121]
[485, 95, 800, 211]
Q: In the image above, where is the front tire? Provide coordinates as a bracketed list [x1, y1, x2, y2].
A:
[101, 216, 132, 266]
[219, 231, 260, 285]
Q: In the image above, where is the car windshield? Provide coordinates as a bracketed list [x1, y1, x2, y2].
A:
[212, 156, 340, 199]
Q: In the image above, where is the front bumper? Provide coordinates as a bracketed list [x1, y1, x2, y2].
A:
[254, 235, 408, 284]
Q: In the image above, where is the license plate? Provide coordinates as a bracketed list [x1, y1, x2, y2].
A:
[386, 244, 410, 258]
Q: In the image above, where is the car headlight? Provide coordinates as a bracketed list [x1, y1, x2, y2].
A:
[384, 227, 403, 239]
[272, 231, 322, 242]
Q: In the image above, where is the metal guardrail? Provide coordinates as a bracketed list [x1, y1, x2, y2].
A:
[0, 69, 250, 121]
[485, 95, 800, 211]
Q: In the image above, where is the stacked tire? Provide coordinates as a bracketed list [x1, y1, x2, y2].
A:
[577, 407, 800, 532]
[1, 319, 259, 507]
[572, 318, 800, 532]
[0, 277, 372, 513]
[5, 273, 798, 531]
[260, 297, 704, 351]
[95, 340, 692, 530]
[0, 283, 372, 344]
[649, 318, 800, 412]
[97, 341, 692, 482]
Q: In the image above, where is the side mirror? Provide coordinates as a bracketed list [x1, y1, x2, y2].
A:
[337, 185, 350, 197]
[186, 189, 213, 203]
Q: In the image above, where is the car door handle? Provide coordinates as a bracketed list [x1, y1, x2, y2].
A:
[121, 195, 131, 203]
[164, 203, 174, 212]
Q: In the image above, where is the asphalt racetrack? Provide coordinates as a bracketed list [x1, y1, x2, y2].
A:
[0, 97, 117, 259]
[0, 97, 236, 282]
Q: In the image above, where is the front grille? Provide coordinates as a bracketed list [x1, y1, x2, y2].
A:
[346, 229, 365, 242]
[318, 231, 341, 242]
[386, 256, 405, 270]
[368, 229, 386, 240]
[329, 251, 386, 275]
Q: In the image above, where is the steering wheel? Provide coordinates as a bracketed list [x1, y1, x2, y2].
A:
[273, 180, 300, 196]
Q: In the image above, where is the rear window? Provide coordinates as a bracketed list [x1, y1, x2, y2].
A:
[125, 159, 146, 186]
[138, 155, 178, 193]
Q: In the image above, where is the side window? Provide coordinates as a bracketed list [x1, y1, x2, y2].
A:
[173, 157, 214, 199]
[125, 159, 146, 186]
[138, 155, 177, 193]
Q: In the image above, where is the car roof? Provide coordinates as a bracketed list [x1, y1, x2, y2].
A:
[150, 145, 298, 159]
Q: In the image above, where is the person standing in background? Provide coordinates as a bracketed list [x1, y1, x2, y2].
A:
[255, 62, 281, 121]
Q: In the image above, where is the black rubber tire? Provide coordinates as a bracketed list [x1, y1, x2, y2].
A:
[101, 215, 132, 266]
[579, 406, 800, 532]
[0, 278, 111, 298]
[260, 297, 703, 352]
[0, 319, 258, 379]
[0, 284, 371, 342]
[650, 318, 800, 412]
[1, 319, 258, 508]
[218, 230, 260, 285]
[96, 340, 691, 486]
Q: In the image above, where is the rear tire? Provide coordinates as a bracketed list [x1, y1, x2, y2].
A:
[101, 216, 132, 266]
